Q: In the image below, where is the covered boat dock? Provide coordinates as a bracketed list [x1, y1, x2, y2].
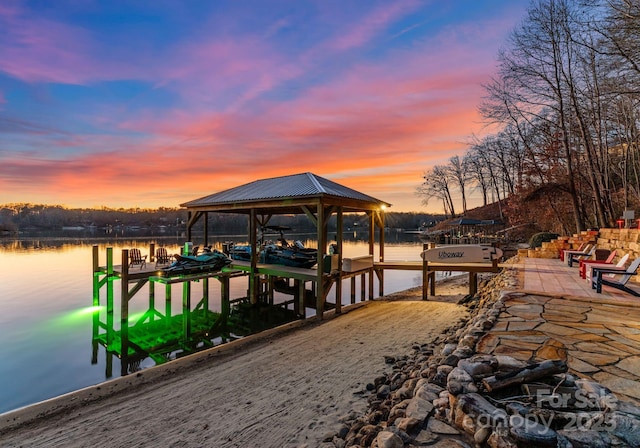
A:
[181, 172, 391, 318]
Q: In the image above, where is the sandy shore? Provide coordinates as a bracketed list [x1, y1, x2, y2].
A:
[0, 278, 472, 448]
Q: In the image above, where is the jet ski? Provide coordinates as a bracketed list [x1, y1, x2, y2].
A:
[163, 248, 232, 274]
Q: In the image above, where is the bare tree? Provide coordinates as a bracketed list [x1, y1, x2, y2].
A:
[417, 166, 456, 217]
[447, 155, 469, 213]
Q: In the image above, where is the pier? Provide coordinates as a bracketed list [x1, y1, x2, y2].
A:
[91, 173, 503, 375]
[91, 245, 251, 376]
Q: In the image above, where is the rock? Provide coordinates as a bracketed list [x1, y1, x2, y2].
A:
[427, 417, 460, 435]
[332, 436, 347, 448]
[474, 426, 492, 445]
[451, 346, 474, 359]
[432, 365, 454, 387]
[357, 424, 381, 447]
[558, 429, 612, 448]
[388, 400, 410, 425]
[413, 429, 439, 445]
[607, 399, 640, 419]
[494, 355, 527, 371]
[376, 430, 404, 448]
[374, 375, 388, 388]
[443, 354, 460, 367]
[509, 414, 557, 447]
[458, 355, 497, 378]
[442, 343, 458, 356]
[446, 367, 475, 396]
[377, 384, 391, 399]
[605, 411, 640, 447]
[394, 384, 413, 400]
[414, 383, 439, 402]
[405, 397, 434, 422]
[455, 393, 508, 428]
[396, 416, 421, 433]
[433, 397, 449, 412]
[487, 426, 518, 448]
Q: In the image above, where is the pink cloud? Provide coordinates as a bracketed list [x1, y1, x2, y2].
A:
[0, 2, 523, 211]
[328, 0, 420, 51]
[0, 4, 149, 85]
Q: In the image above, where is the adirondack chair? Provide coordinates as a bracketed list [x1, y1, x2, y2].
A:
[560, 242, 587, 262]
[579, 250, 616, 279]
[591, 258, 640, 295]
[584, 253, 629, 281]
[567, 245, 596, 267]
[128, 248, 147, 269]
[155, 247, 174, 267]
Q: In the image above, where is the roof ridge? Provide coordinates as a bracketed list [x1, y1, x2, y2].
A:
[305, 172, 326, 194]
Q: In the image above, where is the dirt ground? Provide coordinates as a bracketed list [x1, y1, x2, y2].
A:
[0, 278, 471, 448]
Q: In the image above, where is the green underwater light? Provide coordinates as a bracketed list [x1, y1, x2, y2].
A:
[45, 305, 105, 330]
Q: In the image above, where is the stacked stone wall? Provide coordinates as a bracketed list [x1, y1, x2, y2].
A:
[519, 230, 598, 259]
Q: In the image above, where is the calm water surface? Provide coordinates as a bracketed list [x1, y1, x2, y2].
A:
[0, 231, 425, 414]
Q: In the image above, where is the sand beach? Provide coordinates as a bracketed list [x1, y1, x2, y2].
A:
[0, 278, 472, 447]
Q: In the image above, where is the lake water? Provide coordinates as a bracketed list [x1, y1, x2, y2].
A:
[0, 230, 427, 414]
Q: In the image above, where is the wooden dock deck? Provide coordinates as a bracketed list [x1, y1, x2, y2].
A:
[374, 260, 502, 298]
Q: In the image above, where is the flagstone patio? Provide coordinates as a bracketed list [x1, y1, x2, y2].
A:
[477, 257, 640, 404]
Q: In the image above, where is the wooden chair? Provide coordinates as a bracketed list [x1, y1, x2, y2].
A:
[579, 250, 616, 279]
[560, 242, 587, 261]
[155, 247, 174, 267]
[128, 248, 147, 269]
[567, 245, 596, 267]
[585, 253, 629, 281]
[591, 258, 640, 295]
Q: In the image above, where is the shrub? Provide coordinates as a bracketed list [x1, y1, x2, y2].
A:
[528, 232, 559, 248]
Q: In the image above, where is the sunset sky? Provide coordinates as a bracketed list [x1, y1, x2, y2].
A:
[0, 0, 528, 212]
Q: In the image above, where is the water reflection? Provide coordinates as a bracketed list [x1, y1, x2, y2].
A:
[0, 231, 425, 414]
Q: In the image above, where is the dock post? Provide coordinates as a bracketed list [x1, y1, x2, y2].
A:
[268, 276, 274, 305]
[150, 243, 155, 262]
[120, 249, 130, 376]
[149, 281, 155, 323]
[350, 277, 356, 304]
[92, 246, 100, 341]
[220, 276, 230, 328]
[297, 280, 305, 318]
[335, 207, 343, 313]
[316, 205, 326, 318]
[165, 284, 172, 326]
[92, 245, 101, 366]
[378, 210, 385, 298]
[422, 244, 428, 301]
[106, 247, 114, 347]
[183, 281, 192, 343]
[203, 277, 209, 310]
[469, 272, 478, 296]
[335, 276, 342, 314]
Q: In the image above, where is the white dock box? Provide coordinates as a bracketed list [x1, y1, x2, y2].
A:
[342, 255, 373, 272]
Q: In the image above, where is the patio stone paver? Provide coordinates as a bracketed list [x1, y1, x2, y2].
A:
[477, 257, 640, 404]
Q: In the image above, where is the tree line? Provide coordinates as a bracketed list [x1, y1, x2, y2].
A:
[0, 203, 443, 234]
[418, 0, 640, 235]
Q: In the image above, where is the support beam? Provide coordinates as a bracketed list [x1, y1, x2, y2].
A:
[203, 212, 209, 247]
[120, 249, 130, 376]
[301, 205, 317, 227]
[368, 212, 375, 299]
[316, 205, 326, 317]
[378, 210, 385, 297]
[335, 207, 343, 314]
[249, 208, 258, 304]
